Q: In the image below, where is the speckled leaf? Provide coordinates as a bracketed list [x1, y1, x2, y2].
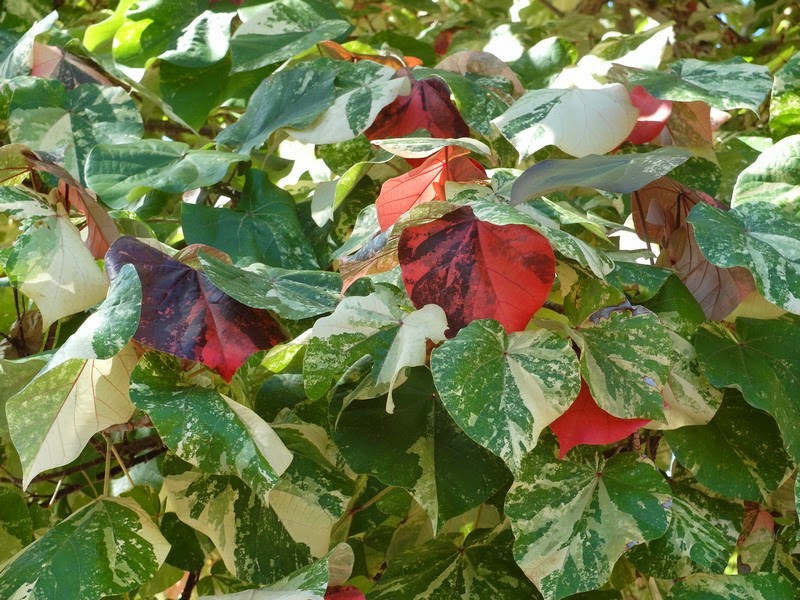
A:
[6, 343, 138, 488]
[575, 308, 672, 420]
[130, 354, 292, 498]
[5, 204, 109, 328]
[665, 391, 792, 502]
[216, 62, 336, 153]
[613, 58, 772, 114]
[627, 472, 742, 578]
[739, 515, 800, 588]
[230, 0, 350, 73]
[371, 137, 491, 159]
[0, 11, 57, 79]
[163, 465, 312, 584]
[8, 79, 142, 183]
[183, 169, 318, 269]
[287, 64, 409, 144]
[511, 148, 691, 205]
[492, 84, 638, 159]
[732, 134, 800, 209]
[0, 185, 53, 220]
[332, 368, 510, 530]
[666, 573, 794, 600]
[370, 522, 541, 599]
[0, 486, 32, 564]
[304, 286, 447, 411]
[694, 316, 800, 465]
[105, 236, 286, 382]
[431, 319, 580, 473]
[505, 438, 671, 600]
[0, 497, 168, 600]
[770, 52, 800, 139]
[159, 10, 234, 67]
[200, 252, 340, 320]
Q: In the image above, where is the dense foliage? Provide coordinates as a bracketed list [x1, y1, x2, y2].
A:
[1, 0, 799, 598]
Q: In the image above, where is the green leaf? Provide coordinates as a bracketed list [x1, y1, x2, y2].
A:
[230, 0, 351, 73]
[666, 573, 794, 600]
[216, 62, 337, 153]
[430, 319, 580, 474]
[732, 134, 800, 209]
[0, 486, 33, 564]
[510, 148, 691, 205]
[575, 307, 672, 420]
[688, 201, 800, 314]
[370, 136, 491, 159]
[512, 37, 577, 90]
[694, 316, 800, 465]
[492, 84, 638, 159]
[770, 51, 800, 139]
[161, 512, 207, 572]
[130, 353, 293, 498]
[183, 168, 318, 269]
[332, 368, 510, 530]
[159, 57, 231, 131]
[0, 497, 169, 599]
[84, 139, 249, 208]
[304, 286, 448, 411]
[370, 523, 541, 599]
[159, 10, 234, 67]
[200, 252, 340, 319]
[505, 437, 671, 600]
[163, 465, 312, 584]
[8, 79, 143, 183]
[613, 58, 772, 113]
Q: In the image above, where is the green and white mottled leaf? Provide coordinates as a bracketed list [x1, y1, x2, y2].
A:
[627, 472, 742, 578]
[665, 391, 792, 502]
[7, 343, 138, 488]
[230, 0, 351, 73]
[287, 65, 409, 144]
[0, 486, 32, 564]
[332, 368, 510, 531]
[0, 185, 53, 220]
[0, 353, 50, 435]
[199, 543, 354, 600]
[0, 497, 169, 599]
[769, 51, 800, 140]
[740, 519, 800, 589]
[431, 319, 580, 474]
[688, 201, 800, 314]
[694, 316, 800, 465]
[200, 252, 340, 320]
[131, 354, 292, 498]
[163, 465, 311, 584]
[371, 136, 491, 159]
[0, 11, 57, 79]
[304, 286, 448, 412]
[5, 204, 109, 328]
[8, 79, 143, 183]
[492, 83, 638, 159]
[370, 522, 541, 599]
[505, 438, 671, 600]
[732, 134, 800, 209]
[575, 308, 672, 420]
[216, 62, 336, 153]
[269, 418, 355, 557]
[666, 573, 794, 600]
[612, 58, 772, 113]
[159, 10, 234, 67]
[84, 139, 249, 208]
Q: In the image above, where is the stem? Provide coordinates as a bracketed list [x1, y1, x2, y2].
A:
[103, 437, 112, 497]
[179, 571, 201, 600]
[105, 433, 136, 490]
[539, 0, 564, 17]
[632, 191, 656, 266]
[351, 485, 395, 515]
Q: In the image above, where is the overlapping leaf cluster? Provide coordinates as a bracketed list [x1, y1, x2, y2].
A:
[0, 1, 799, 598]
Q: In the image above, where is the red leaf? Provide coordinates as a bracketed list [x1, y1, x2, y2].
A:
[318, 40, 409, 70]
[625, 85, 672, 145]
[398, 205, 555, 334]
[365, 73, 470, 140]
[325, 585, 366, 600]
[550, 380, 650, 458]
[376, 146, 486, 231]
[105, 236, 285, 381]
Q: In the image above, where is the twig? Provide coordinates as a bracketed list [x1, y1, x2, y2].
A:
[539, 0, 564, 17]
[103, 437, 112, 496]
[104, 415, 154, 433]
[179, 571, 201, 600]
[104, 433, 136, 490]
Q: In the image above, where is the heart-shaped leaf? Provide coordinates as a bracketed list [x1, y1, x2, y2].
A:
[431, 319, 580, 473]
[376, 146, 486, 230]
[399, 205, 555, 334]
[731, 134, 800, 208]
[105, 236, 285, 382]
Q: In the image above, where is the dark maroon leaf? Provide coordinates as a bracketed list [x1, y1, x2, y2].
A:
[105, 236, 285, 381]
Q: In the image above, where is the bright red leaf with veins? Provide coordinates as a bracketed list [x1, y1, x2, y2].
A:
[625, 85, 672, 145]
[105, 236, 285, 381]
[398, 205, 555, 334]
[376, 146, 486, 231]
[550, 380, 650, 458]
[365, 72, 470, 140]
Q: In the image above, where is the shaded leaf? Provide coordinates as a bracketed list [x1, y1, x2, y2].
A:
[512, 37, 577, 90]
[0, 486, 33, 564]
[105, 236, 285, 382]
[732, 134, 800, 209]
[666, 573, 794, 600]
[770, 52, 800, 139]
[399, 205, 555, 334]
